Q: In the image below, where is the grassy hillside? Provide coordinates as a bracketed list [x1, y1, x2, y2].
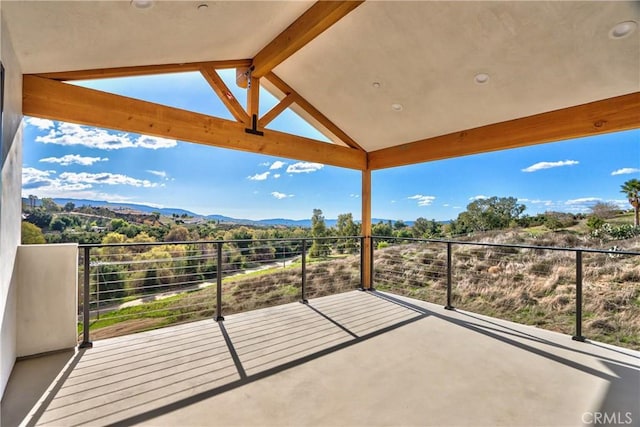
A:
[374, 231, 640, 349]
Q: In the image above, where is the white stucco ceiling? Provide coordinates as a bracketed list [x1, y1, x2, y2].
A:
[2, 1, 639, 152]
[2, 1, 313, 72]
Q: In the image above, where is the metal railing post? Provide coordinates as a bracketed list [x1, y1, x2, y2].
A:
[572, 250, 585, 342]
[79, 246, 93, 349]
[369, 236, 375, 290]
[444, 241, 454, 310]
[301, 239, 308, 303]
[215, 242, 224, 321]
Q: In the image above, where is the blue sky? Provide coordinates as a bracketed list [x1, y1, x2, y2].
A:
[21, 70, 639, 221]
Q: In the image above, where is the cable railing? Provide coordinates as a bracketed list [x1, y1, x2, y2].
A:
[78, 237, 363, 345]
[77, 234, 639, 350]
[372, 236, 640, 349]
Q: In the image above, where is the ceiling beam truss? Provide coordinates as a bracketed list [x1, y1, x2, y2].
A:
[259, 94, 296, 128]
[250, 1, 364, 79]
[23, 75, 367, 171]
[200, 67, 250, 124]
[34, 59, 252, 81]
[369, 92, 640, 170]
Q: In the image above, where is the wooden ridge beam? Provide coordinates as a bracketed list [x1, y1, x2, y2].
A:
[251, 1, 364, 79]
[200, 67, 250, 124]
[23, 75, 366, 171]
[34, 59, 251, 81]
[266, 72, 364, 151]
[369, 92, 640, 170]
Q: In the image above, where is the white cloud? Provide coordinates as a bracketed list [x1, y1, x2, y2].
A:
[271, 191, 294, 199]
[521, 160, 579, 173]
[270, 161, 286, 170]
[408, 194, 436, 206]
[39, 154, 108, 166]
[34, 122, 177, 150]
[350, 194, 360, 198]
[273, 174, 281, 179]
[469, 195, 488, 201]
[611, 168, 640, 176]
[25, 117, 55, 130]
[146, 169, 168, 179]
[59, 172, 158, 188]
[21, 167, 152, 200]
[248, 171, 270, 181]
[443, 204, 450, 207]
[286, 162, 324, 174]
[565, 197, 601, 206]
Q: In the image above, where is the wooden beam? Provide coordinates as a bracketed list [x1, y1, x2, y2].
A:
[259, 94, 296, 128]
[266, 72, 364, 151]
[247, 77, 260, 120]
[251, 1, 364, 78]
[200, 67, 250, 124]
[369, 92, 640, 170]
[35, 59, 252, 81]
[361, 169, 372, 289]
[23, 75, 366, 170]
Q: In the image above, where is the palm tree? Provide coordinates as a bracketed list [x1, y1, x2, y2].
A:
[620, 178, 640, 226]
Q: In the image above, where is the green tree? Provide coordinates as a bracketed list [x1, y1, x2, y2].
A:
[110, 218, 127, 232]
[25, 208, 52, 229]
[40, 198, 60, 212]
[412, 217, 442, 238]
[309, 209, 330, 257]
[457, 196, 526, 232]
[393, 219, 407, 230]
[620, 179, 640, 226]
[63, 202, 75, 212]
[335, 213, 359, 253]
[21, 222, 46, 244]
[49, 217, 66, 231]
[372, 221, 393, 237]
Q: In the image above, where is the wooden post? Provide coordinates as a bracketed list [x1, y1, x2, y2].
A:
[362, 169, 372, 289]
[248, 75, 260, 120]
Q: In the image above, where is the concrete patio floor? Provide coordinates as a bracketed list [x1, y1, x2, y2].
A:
[2, 290, 639, 426]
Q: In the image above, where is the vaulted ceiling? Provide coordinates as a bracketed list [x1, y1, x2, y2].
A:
[4, 1, 639, 170]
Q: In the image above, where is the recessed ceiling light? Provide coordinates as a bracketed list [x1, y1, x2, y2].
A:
[391, 103, 403, 112]
[197, 3, 209, 11]
[474, 73, 490, 84]
[130, 0, 153, 9]
[609, 21, 637, 39]
[372, 82, 381, 89]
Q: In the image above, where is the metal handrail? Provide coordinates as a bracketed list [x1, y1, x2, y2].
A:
[78, 234, 639, 349]
[78, 236, 363, 347]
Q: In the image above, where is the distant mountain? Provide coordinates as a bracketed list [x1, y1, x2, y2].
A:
[23, 197, 428, 227]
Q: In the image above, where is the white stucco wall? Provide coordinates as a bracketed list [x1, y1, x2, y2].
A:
[0, 4, 24, 399]
[16, 244, 79, 357]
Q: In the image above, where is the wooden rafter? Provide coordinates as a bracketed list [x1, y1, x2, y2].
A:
[200, 67, 250, 124]
[266, 72, 364, 151]
[34, 59, 251, 81]
[259, 94, 296, 128]
[23, 75, 367, 170]
[368, 92, 640, 170]
[250, 1, 364, 79]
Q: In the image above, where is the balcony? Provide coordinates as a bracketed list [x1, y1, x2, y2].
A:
[2, 237, 639, 426]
